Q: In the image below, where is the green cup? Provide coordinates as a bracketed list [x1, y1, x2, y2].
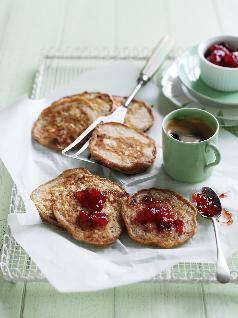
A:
[162, 108, 221, 183]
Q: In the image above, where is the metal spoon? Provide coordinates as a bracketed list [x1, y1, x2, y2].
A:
[198, 187, 230, 283]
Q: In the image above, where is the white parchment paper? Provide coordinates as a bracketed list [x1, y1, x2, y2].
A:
[0, 62, 238, 292]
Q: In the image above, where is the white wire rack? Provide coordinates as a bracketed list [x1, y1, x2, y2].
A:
[1, 48, 238, 283]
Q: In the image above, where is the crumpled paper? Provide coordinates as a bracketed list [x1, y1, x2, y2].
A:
[0, 61, 238, 292]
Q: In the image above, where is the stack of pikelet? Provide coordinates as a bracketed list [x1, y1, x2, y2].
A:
[32, 92, 156, 174]
[31, 92, 197, 248]
[31, 168, 197, 247]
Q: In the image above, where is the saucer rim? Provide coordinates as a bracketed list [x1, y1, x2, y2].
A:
[161, 62, 238, 125]
[178, 45, 238, 107]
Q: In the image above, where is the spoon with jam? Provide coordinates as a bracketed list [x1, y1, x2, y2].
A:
[194, 187, 230, 283]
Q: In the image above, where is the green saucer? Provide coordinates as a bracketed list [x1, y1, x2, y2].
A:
[178, 46, 238, 106]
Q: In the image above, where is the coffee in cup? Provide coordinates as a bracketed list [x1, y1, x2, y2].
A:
[162, 108, 221, 183]
[165, 117, 214, 143]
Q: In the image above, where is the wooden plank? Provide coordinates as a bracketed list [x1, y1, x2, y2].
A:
[0, 277, 25, 318]
[0, 161, 13, 222]
[114, 0, 169, 51]
[60, 0, 114, 50]
[0, 1, 71, 318]
[0, 0, 68, 107]
[167, 2, 238, 317]
[12, 1, 115, 314]
[0, 0, 15, 46]
[203, 283, 238, 318]
[213, 0, 238, 34]
[0, 4, 24, 311]
[22, 283, 114, 318]
[115, 282, 205, 318]
[167, 0, 221, 47]
[0, 1, 115, 316]
[203, 1, 238, 315]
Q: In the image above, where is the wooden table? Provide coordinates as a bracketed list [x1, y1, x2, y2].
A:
[1, 1, 238, 317]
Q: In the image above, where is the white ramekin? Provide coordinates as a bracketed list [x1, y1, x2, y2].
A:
[198, 35, 238, 92]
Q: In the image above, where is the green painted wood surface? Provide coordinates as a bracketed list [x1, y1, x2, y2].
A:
[23, 283, 114, 318]
[1, 1, 238, 317]
[0, 277, 25, 318]
[115, 283, 206, 317]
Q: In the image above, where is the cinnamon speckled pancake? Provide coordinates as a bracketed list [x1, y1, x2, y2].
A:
[89, 122, 157, 174]
[52, 170, 127, 246]
[32, 92, 114, 151]
[32, 97, 98, 150]
[30, 168, 92, 226]
[121, 188, 197, 248]
[31, 168, 128, 246]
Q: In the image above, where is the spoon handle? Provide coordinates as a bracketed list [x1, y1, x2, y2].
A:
[212, 217, 231, 283]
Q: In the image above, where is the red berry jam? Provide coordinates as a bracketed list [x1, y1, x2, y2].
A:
[220, 208, 233, 225]
[135, 196, 184, 234]
[192, 193, 219, 217]
[75, 188, 106, 213]
[205, 43, 238, 68]
[173, 219, 184, 235]
[74, 188, 108, 228]
[219, 192, 229, 199]
[192, 188, 234, 225]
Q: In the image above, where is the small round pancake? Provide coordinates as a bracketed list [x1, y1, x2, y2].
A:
[52, 173, 127, 246]
[31, 168, 92, 226]
[89, 122, 157, 174]
[113, 96, 154, 131]
[32, 96, 99, 150]
[121, 188, 197, 248]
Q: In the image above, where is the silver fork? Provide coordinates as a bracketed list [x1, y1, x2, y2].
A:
[62, 36, 174, 160]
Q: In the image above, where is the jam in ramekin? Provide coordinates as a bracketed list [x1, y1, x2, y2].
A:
[205, 43, 238, 68]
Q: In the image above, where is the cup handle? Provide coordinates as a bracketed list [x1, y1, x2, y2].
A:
[205, 143, 221, 168]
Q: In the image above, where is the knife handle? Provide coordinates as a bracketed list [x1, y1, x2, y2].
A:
[139, 36, 175, 84]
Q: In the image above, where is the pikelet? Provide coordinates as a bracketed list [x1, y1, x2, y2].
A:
[31, 168, 93, 227]
[89, 122, 157, 174]
[121, 188, 197, 248]
[32, 92, 114, 151]
[31, 168, 128, 246]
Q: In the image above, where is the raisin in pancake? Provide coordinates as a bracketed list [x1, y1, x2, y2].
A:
[113, 96, 154, 131]
[121, 188, 197, 248]
[31, 168, 92, 226]
[52, 172, 127, 246]
[89, 122, 157, 174]
[32, 96, 99, 150]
